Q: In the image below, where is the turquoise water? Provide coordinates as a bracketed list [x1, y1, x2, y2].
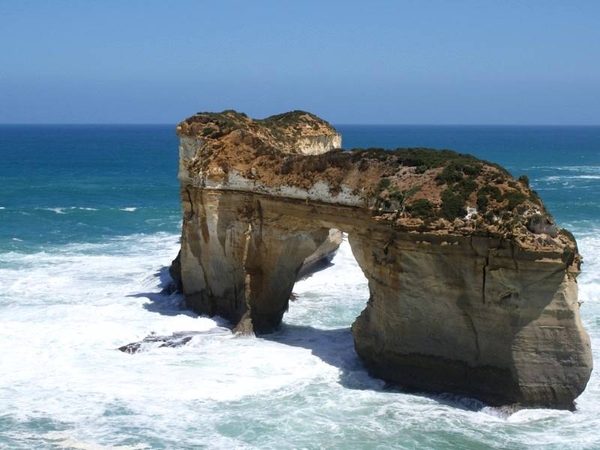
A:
[0, 125, 180, 251]
[1, 125, 599, 449]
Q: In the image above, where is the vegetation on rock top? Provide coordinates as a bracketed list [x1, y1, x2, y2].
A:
[177, 110, 337, 144]
[177, 110, 566, 249]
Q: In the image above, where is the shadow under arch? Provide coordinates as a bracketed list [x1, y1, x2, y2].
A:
[263, 323, 487, 412]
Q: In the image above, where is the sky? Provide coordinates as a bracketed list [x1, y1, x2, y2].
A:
[1, 1, 599, 125]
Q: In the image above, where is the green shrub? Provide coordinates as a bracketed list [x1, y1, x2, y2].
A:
[321, 150, 351, 170]
[388, 187, 404, 203]
[378, 178, 391, 191]
[478, 185, 502, 202]
[441, 189, 466, 220]
[504, 191, 527, 210]
[408, 199, 434, 218]
[404, 184, 422, 199]
[348, 148, 488, 170]
[477, 195, 489, 211]
[436, 162, 464, 185]
[436, 161, 484, 186]
[456, 178, 477, 198]
[463, 164, 483, 176]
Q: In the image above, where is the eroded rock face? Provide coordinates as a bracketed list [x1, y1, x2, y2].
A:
[350, 231, 590, 409]
[173, 109, 592, 409]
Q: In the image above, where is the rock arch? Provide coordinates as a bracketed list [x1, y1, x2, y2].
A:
[172, 110, 592, 409]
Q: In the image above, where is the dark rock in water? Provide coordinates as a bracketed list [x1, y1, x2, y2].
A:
[119, 329, 229, 353]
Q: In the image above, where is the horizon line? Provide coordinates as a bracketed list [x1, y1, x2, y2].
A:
[1, 122, 599, 127]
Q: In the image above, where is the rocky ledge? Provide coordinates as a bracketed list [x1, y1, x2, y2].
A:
[172, 109, 592, 409]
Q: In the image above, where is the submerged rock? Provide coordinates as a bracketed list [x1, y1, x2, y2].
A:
[119, 329, 230, 353]
[170, 109, 592, 409]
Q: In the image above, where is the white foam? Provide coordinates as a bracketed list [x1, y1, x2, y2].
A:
[532, 165, 600, 173]
[1, 230, 600, 447]
[41, 432, 150, 450]
[290, 236, 369, 328]
[36, 206, 99, 214]
[120, 207, 137, 212]
[542, 175, 600, 182]
[0, 232, 350, 441]
[41, 207, 67, 214]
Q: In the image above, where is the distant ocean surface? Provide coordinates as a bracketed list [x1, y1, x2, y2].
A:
[1, 124, 599, 449]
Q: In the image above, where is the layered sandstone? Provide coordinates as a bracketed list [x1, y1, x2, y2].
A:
[172, 109, 592, 409]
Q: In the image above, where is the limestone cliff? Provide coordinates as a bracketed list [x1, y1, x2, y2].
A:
[173, 109, 592, 409]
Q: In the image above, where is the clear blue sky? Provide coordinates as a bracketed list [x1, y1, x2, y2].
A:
[1, 1, 598, 124]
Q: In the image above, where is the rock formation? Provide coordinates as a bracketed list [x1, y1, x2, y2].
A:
[172, 109, 592, 409]
[297, 228, 342, 279]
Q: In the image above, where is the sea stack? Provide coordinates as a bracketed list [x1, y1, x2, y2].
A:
[172, 109, 592, 409]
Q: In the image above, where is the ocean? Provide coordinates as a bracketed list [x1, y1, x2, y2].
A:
[0, 124, 599, 449]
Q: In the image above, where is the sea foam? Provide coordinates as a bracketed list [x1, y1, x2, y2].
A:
[1, 231, 600, 448]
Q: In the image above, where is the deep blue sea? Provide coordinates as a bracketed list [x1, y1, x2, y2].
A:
[1, 124, 599, 449]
